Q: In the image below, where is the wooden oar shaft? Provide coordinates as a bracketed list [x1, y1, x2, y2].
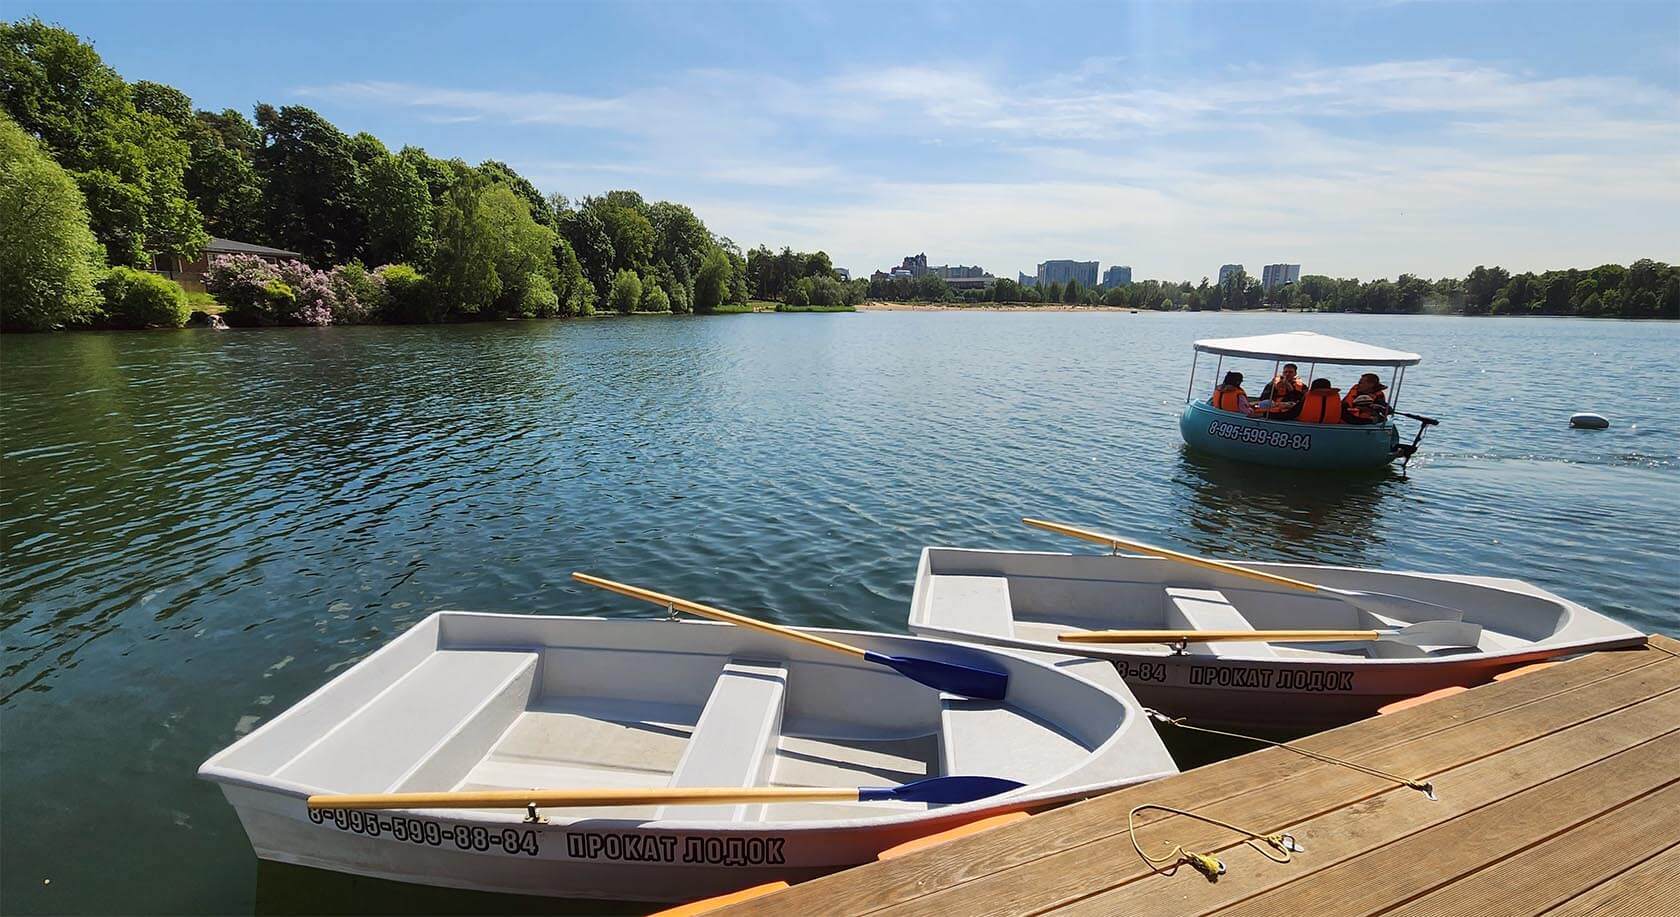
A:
[570, 572, 866, 659]
[1021, 518, 1322, 594]
[1060, 629, 1383, 644]
[310, 786, 861, 811]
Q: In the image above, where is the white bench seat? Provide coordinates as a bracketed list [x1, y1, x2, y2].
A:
[661, 659, 787, 821]
[1165, 587, 1280, 658]
[926, 575, 1015, 639]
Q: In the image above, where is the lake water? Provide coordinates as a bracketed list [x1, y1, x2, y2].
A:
[3, 312, 1676, 914]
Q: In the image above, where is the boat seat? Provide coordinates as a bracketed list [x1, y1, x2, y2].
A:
[1164, 587, 1279, 658]
[938, 696, 1087, 791]
[275, 649, 539, 793]
[926, 575, 1015, 639]
[661, 659, 787, 821]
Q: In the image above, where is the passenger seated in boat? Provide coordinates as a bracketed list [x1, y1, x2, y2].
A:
[1210, 371, 1253, 415]
[1297, 378, 1343, 423]
[1259, 363, 1306, 421]
[1343, 373, 1390, 425]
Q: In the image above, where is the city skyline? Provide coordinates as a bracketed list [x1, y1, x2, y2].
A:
[14, 1, 1676, 280]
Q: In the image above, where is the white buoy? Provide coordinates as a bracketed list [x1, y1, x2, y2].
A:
[1570, 413, 1609, 429]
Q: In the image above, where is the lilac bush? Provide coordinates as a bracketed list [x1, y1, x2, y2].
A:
[327, 262, 386, 324]
[274, 260, 335, 326]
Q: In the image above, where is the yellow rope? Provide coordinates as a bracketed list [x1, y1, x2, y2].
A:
[1145, 709, 1437, 799]
[1127, 803, 1299, 881]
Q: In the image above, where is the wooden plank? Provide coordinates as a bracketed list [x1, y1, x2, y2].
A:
[1389, 782, 1680, 917]
[862, 658, 1680, 917]
[717, 649, 1671, 917]
[1207, 732, 1680, 916]
[1539, 844, 1680, 917]
[1055, 690, 1680, 916]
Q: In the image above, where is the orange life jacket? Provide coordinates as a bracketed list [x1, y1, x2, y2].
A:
[1211, 385, 1247, 412]
[1299, 388, 1343, 423]
[1342, 387, 1389, 420]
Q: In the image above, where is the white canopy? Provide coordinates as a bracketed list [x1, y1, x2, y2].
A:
[1192, 331, 1421, 367]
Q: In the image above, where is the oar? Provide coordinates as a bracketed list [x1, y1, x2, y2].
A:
[308, 776, 1026, 811]
[1058, 620, 1482, 646]
[1021, 518, 1469, 624]
[571, 572, 1009, 700]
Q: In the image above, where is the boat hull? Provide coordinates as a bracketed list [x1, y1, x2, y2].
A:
[1179, 400, 1400, 469]
[201, 614, 1175, 902]
[907, 548, 1648, 731]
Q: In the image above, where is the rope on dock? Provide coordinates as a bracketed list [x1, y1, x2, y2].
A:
[1144, 709, 1437, 799]
[1127, 803, 1299, 881]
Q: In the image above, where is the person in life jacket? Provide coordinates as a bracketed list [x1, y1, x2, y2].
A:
[1259, 362, 1306, 421]
[1210, 371, 1253, 414]
[1297, 378, 1343, 423]
[1343, 373, 1390, 425]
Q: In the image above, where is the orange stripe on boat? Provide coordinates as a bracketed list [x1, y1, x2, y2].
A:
[875, 811, 1031, 860]
[648, 882, 790, 916]
[1378, 685, 1469, 715]
[1494, 661, 1563, 681]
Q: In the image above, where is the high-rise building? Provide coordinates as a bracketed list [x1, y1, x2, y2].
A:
[1102, 265, 1133, 287]
[1037, 260, 1099, 288]
[902, 253, 929, 277]
[1261, 263, 1301, 291]
[1218, 264, 1244, 286]
[1018, 272, 1037, 288]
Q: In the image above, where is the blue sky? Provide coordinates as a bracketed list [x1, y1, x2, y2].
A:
[15, 1, 1679, 280]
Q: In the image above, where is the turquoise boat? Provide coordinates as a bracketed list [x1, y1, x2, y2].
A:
[1178, 331, 1434, 471]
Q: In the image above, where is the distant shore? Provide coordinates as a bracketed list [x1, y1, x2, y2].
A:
[858, 300, 1147, 313]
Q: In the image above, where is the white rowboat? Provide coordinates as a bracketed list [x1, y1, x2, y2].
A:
[908, 547, 1647, 730]
[199, 612, 1176, 902]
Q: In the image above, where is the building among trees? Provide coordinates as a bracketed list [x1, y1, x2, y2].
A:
[1262, 263, 1302, 291]
[1102, 265, 1133, 286]
[1037, 260, 1098, 288]
[1218, 264, 1245, 286]
[151, 237, 302, 292]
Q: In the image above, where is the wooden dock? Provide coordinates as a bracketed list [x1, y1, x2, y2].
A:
[716, 635, 1679, 917]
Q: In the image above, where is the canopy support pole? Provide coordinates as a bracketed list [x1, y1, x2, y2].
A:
[1185, 351, 1199, 403]
[1392, 365, 1406, 412]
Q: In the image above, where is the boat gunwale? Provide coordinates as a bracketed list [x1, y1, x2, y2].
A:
[908, 547, 1648, 667]
[199, 611, 1169, 831]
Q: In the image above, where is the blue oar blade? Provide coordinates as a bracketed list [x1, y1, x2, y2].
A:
[858, 775, 1026, 805]
[863, 650, 1009, 700]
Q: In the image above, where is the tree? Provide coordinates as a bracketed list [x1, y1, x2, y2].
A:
[184, 109, 264, 239]
[993, 277, 1021, 303]
[361, 151, 433, 267]
[97, 265, 189, 328]
[1062, 279, 1081, 303]
[429, 176, 500, 315]
[1464, 265, 1510, 314]
[694, 246, 732, 312]
[1, 20, 205, 264]
[558, 205, 615, 300]
[478, 160, 554, 228]
[0, 112, 106, 329]
[609, 269, 642, 314]
[477, 184, 559, 318]
[255, 103, 364, 263]
[554, 238, 594, 316]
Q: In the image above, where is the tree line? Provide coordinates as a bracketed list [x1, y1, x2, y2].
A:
[0, 19, 851, 331]
[868, 261, 1678, 319]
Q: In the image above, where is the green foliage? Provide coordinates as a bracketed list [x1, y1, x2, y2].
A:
[642, 283, 671, 313]
[609, 269, 642, 314]
[376, 263, 439, 323]
[477, 184, 560, 318]
[554, 238, 594, 316]
[97, 265, 189, 328]
[361, 152, 433, 267]
[429, 176, 501, 315]
[1062, 279, 1081, 304]
[694, 246, 732, 312]
[0, 112, 106, 330]
[478, 160, 554, 228]
[255, 104, 364, 263]
[1, 19, 205, 265]
[184, 109, 263, 239]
